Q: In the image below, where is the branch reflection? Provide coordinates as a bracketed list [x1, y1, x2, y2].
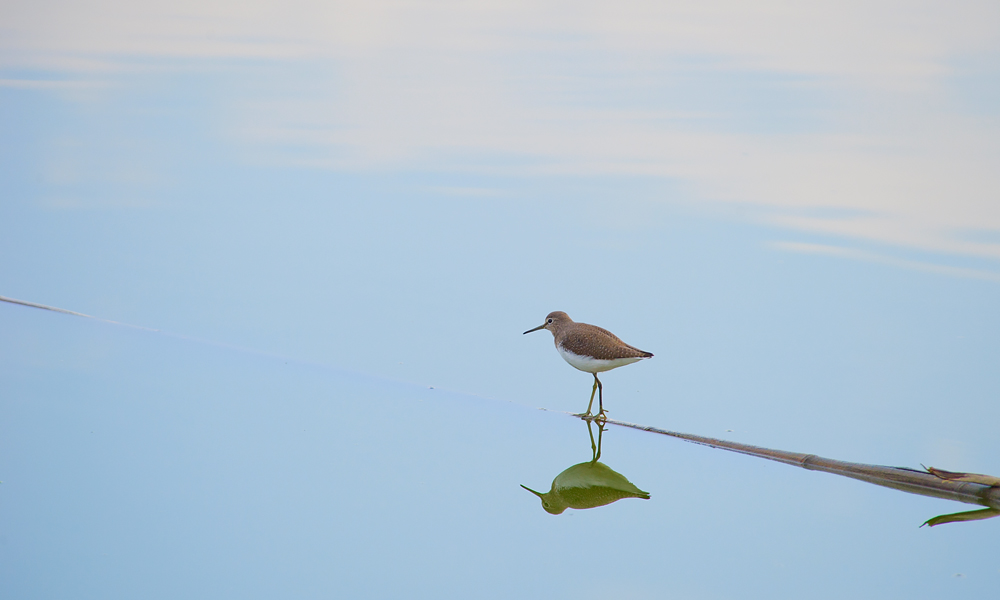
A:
[521, 420, 650, 514]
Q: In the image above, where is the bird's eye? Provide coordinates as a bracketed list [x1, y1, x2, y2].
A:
[547, 318, 553, 323]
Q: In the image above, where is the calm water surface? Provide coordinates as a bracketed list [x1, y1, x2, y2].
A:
[2, 3, 999, 598]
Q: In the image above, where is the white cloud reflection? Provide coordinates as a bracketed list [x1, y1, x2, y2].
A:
[4, 0, 999, 259]
[769, 241, 1000, 282]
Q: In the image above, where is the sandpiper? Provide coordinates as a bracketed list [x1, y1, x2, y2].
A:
[524, 311, 652, 419]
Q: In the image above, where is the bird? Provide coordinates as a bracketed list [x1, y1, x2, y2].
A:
[523, 311, 652, 419]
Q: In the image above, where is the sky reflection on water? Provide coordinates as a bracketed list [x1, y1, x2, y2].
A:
[4, 308, 1000, 599]
[2, 2, 1000, 598]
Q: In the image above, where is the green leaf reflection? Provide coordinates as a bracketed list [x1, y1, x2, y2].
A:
[521, 420, 650, 515]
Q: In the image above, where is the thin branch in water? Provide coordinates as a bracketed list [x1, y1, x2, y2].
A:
[0, 295, 160, 332]
[599, 416, 1000, 526]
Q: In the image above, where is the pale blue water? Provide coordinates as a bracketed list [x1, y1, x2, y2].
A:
[3, 3, 1000, 598]
[3, 301, 997, 598]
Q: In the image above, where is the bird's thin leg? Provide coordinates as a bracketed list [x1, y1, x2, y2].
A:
[576, 376, 599, 418]
[595, 374, 608, 421]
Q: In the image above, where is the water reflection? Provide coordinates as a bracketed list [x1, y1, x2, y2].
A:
[521, 420, 650, 514]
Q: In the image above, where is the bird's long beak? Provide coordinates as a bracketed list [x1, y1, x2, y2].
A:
[520, 484, 544, 497]
[523, 323, 546, 335]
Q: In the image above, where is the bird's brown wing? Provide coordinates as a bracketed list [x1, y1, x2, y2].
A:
[560, 325, 653, 360]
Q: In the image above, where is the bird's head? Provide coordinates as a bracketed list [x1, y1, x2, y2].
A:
[523, 311, 571, 335]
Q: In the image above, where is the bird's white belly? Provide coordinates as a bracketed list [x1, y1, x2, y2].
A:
[557, 345, 643, 373]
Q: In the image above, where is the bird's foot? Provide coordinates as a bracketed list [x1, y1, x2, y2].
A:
[574, 411, 595, 420]
[595, 409, 609, 423]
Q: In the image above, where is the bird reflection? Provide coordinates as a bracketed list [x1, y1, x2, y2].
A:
[521, 419, 650, 514]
